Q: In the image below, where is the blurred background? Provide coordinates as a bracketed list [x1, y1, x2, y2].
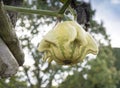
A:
[0, 0, 120, 88]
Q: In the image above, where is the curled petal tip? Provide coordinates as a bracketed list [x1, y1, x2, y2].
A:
[86, 33, 99, 55]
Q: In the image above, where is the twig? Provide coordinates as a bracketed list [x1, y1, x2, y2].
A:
[4, 5, 63, 17]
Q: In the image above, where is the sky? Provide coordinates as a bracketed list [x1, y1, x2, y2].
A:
[90, 0, 120, 48]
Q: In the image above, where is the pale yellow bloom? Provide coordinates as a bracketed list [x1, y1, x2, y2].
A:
[38, 21, 98, 65]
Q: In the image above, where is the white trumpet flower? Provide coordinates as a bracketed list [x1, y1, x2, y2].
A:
[38, 21, 98, 65]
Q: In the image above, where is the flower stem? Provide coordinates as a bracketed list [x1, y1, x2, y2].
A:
[4, 5, 63, 17]
[58, 0, 72, 14]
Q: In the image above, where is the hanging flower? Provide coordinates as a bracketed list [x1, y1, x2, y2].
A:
[38, 21, 98, 65]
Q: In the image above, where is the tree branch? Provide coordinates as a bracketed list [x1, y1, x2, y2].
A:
[0, 2, 24, 66]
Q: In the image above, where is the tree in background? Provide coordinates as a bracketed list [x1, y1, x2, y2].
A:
[0, 0, 120, 88]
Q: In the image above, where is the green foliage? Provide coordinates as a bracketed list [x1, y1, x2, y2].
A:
[112, 48, 120, 70]
[0, 76, 27, 88]
[112, 48, 120, 88]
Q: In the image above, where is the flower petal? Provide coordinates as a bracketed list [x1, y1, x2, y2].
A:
[38, 39, 50, 52]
